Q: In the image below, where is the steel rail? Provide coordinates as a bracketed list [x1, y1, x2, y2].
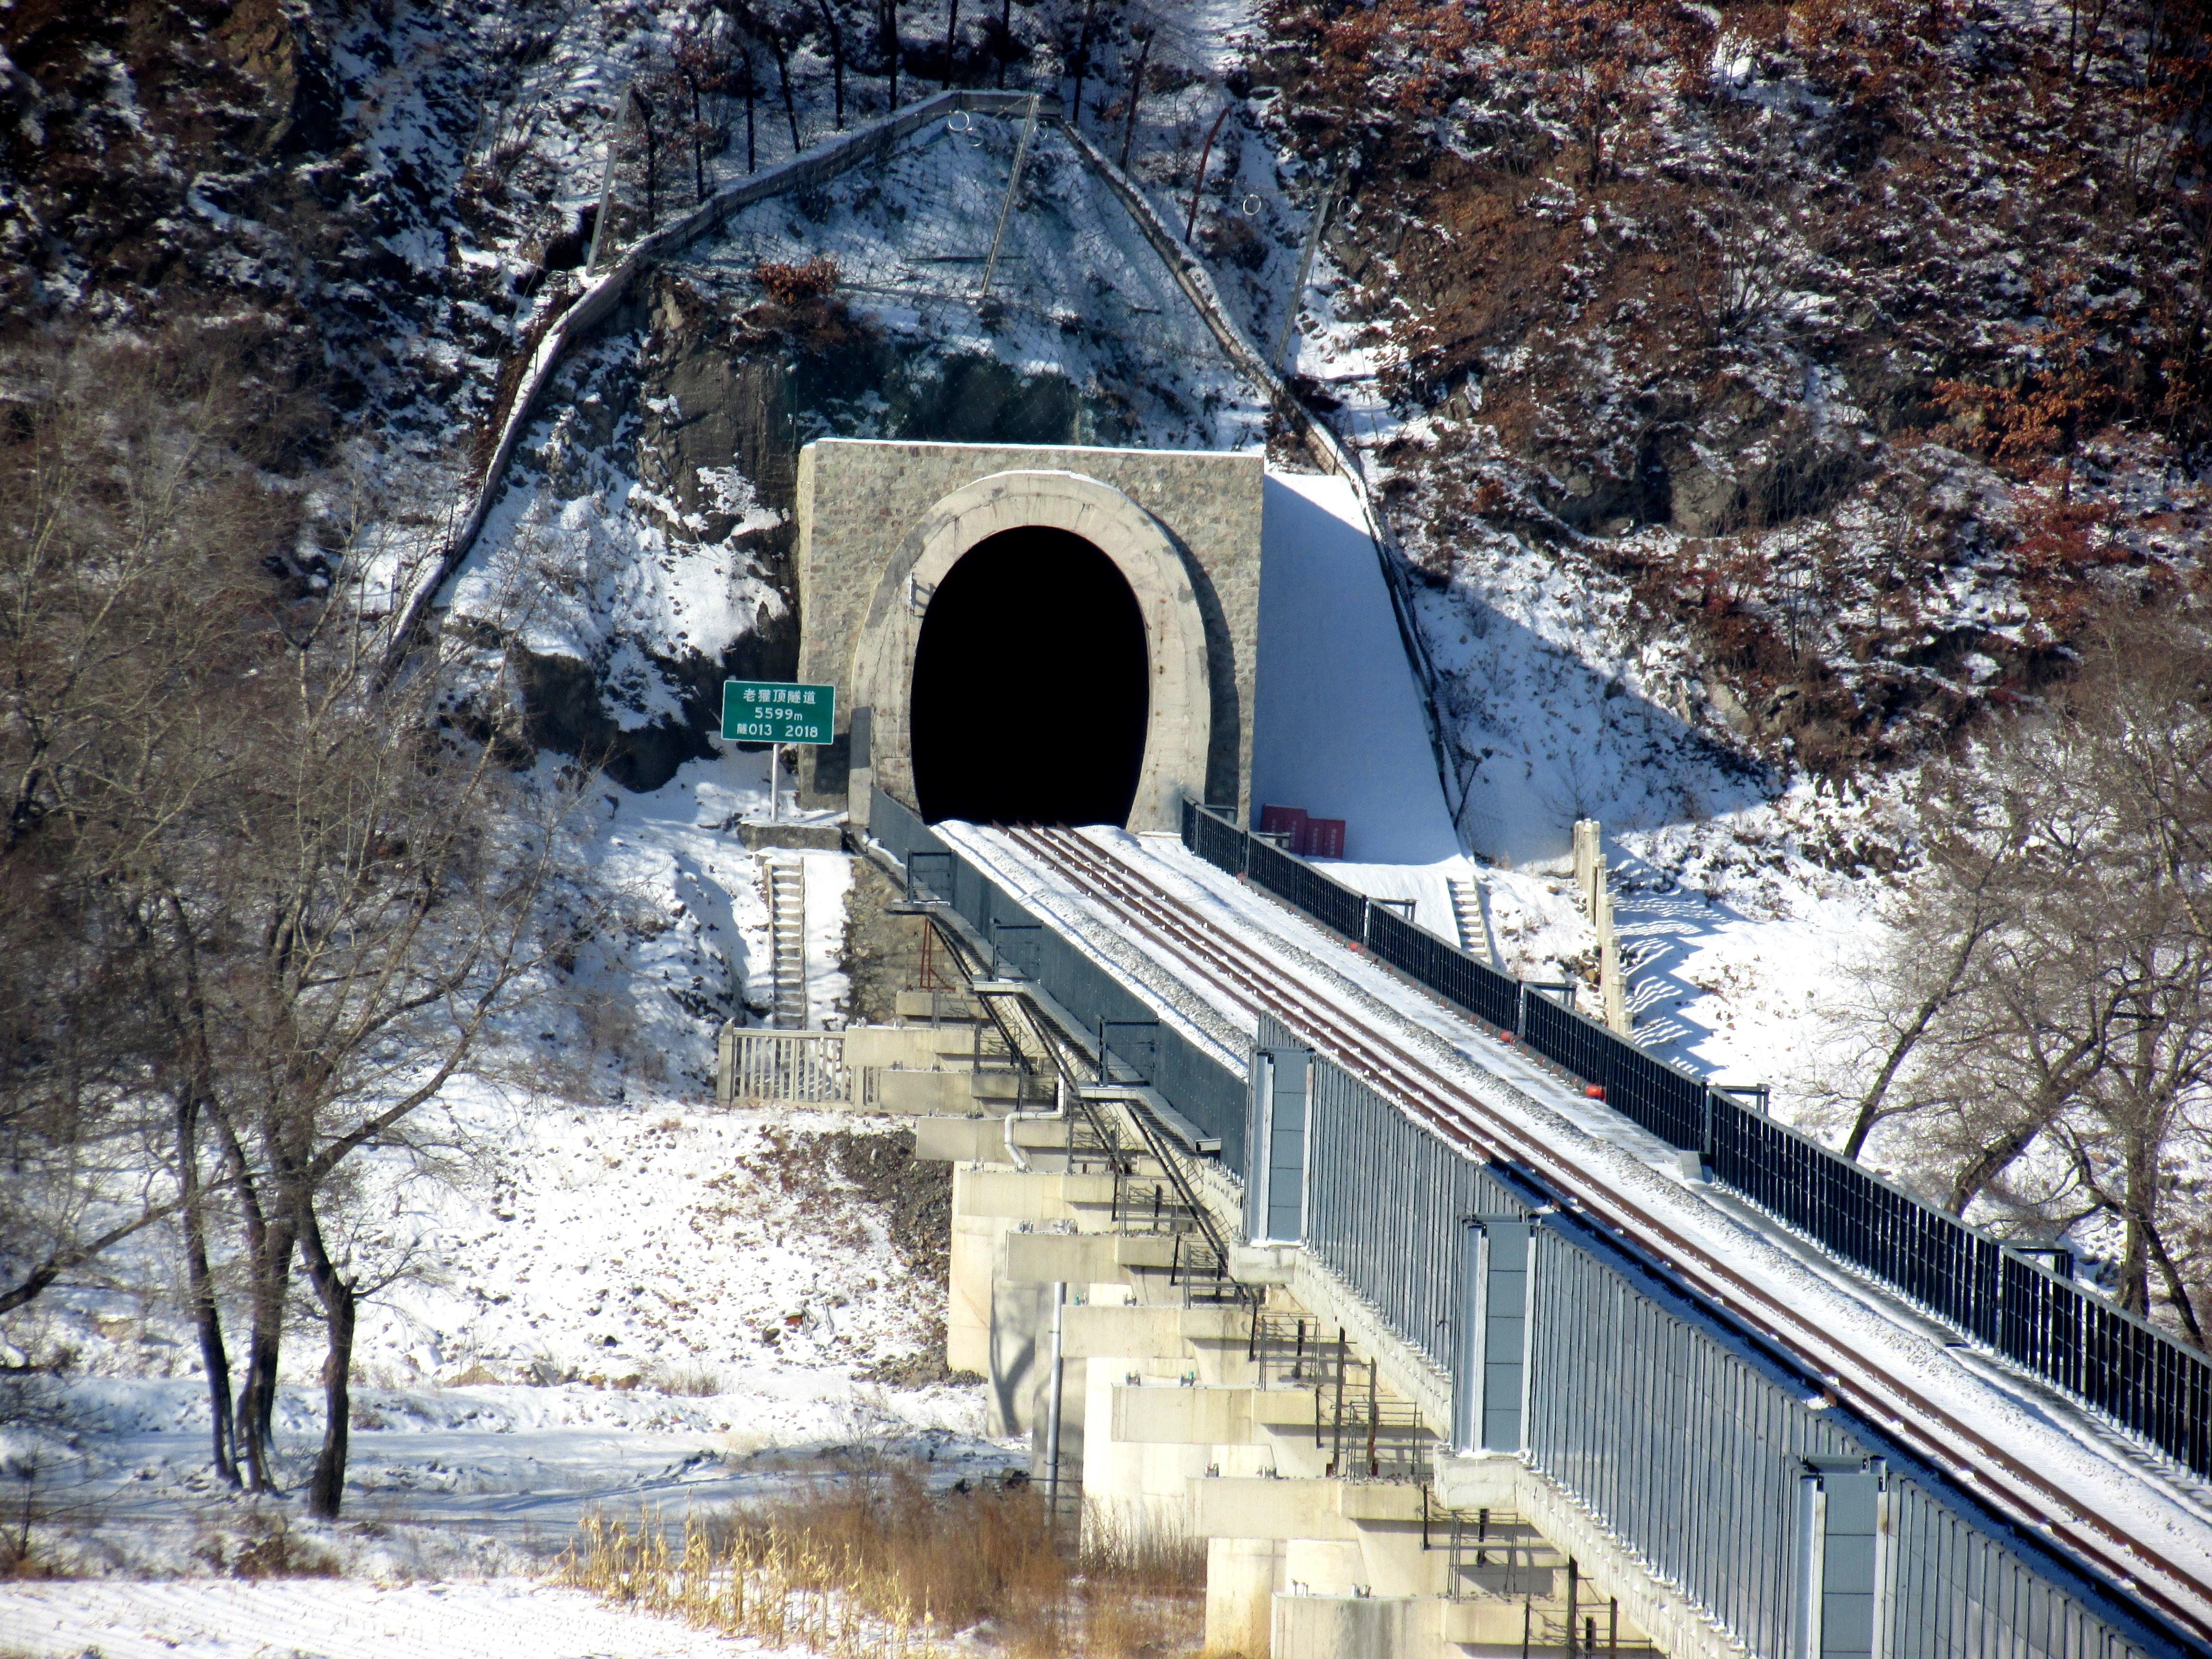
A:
[997, 824, 2212, 1646]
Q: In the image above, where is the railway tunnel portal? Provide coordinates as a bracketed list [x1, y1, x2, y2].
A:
[908, 525, 1151, 828]
[795, 439, 1266, 831]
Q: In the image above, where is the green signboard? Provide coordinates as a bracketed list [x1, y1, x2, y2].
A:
[722, 680, 836, 745]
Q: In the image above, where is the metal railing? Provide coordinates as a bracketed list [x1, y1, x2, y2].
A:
[718, 1026, 852, 1105]
[1366, 901, 1519, 1031]
[870, 788, 1249, 1167]
[1188, 802, 2212, 1480]
[1246, 833, 1369, 938]
[1279, 1033, 2166, 1659]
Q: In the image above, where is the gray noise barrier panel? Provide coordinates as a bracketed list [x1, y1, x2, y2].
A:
[1187, 803, 2212, 1485]
[1265, 1017, 2187, 1659]
[869, 788, 1247, 1167]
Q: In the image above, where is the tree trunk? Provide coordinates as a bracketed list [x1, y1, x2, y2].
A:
[771, 31, 802, 154]
[1067, 0, 1095, 128]
[996, 0, 1011, 86]
[177, 1096, 238, 1486]
[1186, 103, 1230, 242]
[209, 1098, 289, 1491]
[2117, 1130, 2157, 1317]
[2143, 1212, 2207, 1348]
[743, 44, 757, 170]
[818, 0, 845, 125]
[298, 1205, 355, 1521]
[884, 0, 900, 109]
[1844, 970, 1969, 1158]
[1117, 28, 1151, 170]
[942, 0, 959, 87]
[1948, 1110, 2054, 1214]
[689, 74, 705, 200]
[236, 1216, 296, 1492]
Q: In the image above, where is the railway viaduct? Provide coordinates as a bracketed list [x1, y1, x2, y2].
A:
[749, 433, 2212, 1659]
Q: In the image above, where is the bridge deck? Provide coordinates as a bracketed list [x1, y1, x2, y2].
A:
[937, 819, 2212, 1646]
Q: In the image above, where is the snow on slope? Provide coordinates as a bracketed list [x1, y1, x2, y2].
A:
[348, 1105, 944, 1392]
[667, 109, 1275, 452]
[450, 409, 787, 731]
[0, 756, 997, 1582]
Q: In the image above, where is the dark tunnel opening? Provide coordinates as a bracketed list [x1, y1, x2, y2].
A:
[911, 527, 1150, 827]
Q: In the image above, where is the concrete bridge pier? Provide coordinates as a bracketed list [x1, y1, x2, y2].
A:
[925, 1102, 1672, 1659]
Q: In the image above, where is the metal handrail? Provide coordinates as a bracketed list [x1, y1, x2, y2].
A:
[1181, 800, 2212, 1478]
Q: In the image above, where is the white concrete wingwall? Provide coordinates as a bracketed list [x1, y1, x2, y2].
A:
[1254, 472, 1467, 927]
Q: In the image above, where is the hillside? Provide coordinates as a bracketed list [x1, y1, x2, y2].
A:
[1257, 0, 2212, 788]
[4, 0, 2211, 1592]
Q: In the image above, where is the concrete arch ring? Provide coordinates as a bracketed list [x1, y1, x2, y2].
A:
[851, 469, 1212, 832]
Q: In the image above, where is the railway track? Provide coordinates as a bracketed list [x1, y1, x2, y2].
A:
[990, 822, 2212, 1646]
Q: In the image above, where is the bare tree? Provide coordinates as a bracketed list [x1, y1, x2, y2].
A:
[1117, 19, 1152, 169]
[671, 24, 738, 201]
[0, 332, 583, 1513]
[0, 337, 282, 1337]
[1827, 614, 2212, 1342]
[154, 509, 574, 1513]
[738, 30, 759, 168]
[1066, 0, 1097, 127]
[0, 334, 290, 1478]
[1489, 0, 1674, 192]
[1689, 180, 1810, 347]
[764, 10, 804, 155]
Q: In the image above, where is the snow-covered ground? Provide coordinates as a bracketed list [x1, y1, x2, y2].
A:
[2, 1577, 792, 1659]
[0, 1089, 999, 1582]
[0, 753, 1004, 1597]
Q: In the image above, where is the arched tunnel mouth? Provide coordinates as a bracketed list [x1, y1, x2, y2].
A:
[911, 526, 1150, 827]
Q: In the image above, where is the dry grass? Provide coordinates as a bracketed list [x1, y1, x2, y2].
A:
[192, 1508, 342, 1579]
[647, 1361, 721, 1397]
[559, 1468, 1203, 1659]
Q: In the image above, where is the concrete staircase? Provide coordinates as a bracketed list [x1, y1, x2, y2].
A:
[765, 857, 807, 1027]
[1448, 877, 1485, 958]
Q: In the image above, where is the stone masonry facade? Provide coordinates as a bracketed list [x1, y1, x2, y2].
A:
[794, 438, 1266, 820]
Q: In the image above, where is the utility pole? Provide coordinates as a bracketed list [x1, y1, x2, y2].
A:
[1273, 160, 1344, 370]
[979, 94, 1040, 299]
